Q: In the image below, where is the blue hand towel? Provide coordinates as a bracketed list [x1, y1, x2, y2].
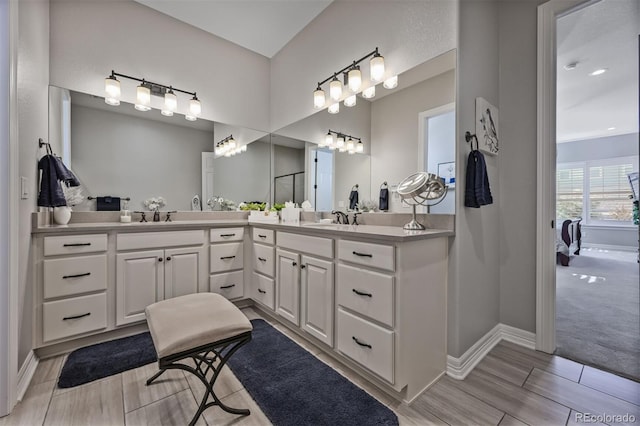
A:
[464, 150, 493, 208]
[349, 190, 359, 210]
[379, 188, 389, 211]
[37, 155, 67, 207]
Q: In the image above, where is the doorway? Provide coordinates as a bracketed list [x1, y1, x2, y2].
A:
[307, 148, 333, 212]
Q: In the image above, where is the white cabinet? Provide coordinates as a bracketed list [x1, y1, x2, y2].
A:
[116, 231, 206, 326]
[276, 248, 300, 326]
[251, 227, 275, 309]
[300, 255, 334, 346]
[210, 227, 246, 300]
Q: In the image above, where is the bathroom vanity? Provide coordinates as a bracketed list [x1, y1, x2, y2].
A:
[32, 216, 451, 403]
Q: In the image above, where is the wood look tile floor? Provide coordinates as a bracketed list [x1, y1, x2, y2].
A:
[2, 308, 638, 426]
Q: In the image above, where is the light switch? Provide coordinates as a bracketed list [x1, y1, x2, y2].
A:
[20, 177, 29, 199]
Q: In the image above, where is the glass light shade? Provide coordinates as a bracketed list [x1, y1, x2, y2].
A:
[190, 97, 202, 117]
[329, 77, 342, 101]
[362, 85, 376, 99]
[328, 144, 336, 150]
[339, 147, 347, 153]
[228, 137, 237, 149]
[356, 141, 364, 153]
[328, 103, 339, 114]
[104, 76, 121, 105]
[323, 133, 333, 147]
[344, 95, 356, 107]
[383, 75, 398, 89]
[185, 114, 196, 121]
[224, 152, 232, 157]
[135, 84, 151, 111]
[348, 150, 355, 155]
[214, 146, 222, 155]
[241, 144, 247, 152]
[162, 90, 177, 116]
[348, 68, 362, 92]
[336, 136, 345, 148]
[313, 88, 326, 109]
[346, 138, 355, 151]
[370, 54, 385, 82]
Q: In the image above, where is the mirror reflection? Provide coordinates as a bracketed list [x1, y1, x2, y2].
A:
[48, 87, 270, 211]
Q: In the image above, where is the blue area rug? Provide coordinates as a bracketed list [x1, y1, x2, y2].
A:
[58, 332, 156, 388]
[57, 319, 398, 425]
[228, 319, 398, 426]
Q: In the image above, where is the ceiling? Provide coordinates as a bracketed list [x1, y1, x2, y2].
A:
[556, 0, 639, 143]
[134, 0, 333, 58]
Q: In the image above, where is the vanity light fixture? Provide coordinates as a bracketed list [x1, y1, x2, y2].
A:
[322, 130, 364, 154]
[215, 135, 246, 157]
[313, 48, 396, 114]
[104, 70, 201, 121]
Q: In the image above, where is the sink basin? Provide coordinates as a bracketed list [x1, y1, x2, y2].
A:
[301, 222, 344, 230]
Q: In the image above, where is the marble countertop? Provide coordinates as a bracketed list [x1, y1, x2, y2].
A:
[33, 218, 453, 242]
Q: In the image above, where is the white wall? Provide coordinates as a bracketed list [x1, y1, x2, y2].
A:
[49, 0, 270, 131]
[334, 154, 371, 211]
[371, 70, 455, 211]
[17, 0, 49, 370]
[212, 141, 271, 204]
[270, 0, 457, 131]
[557, 133, 639, 163]
[449, 0, 501, 358]
[70, 104, 214, 211]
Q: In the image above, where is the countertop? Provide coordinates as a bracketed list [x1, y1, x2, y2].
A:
[33, 219, 453, 242]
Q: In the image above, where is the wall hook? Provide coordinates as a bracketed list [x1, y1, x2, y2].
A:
[465, 131, 479, 151]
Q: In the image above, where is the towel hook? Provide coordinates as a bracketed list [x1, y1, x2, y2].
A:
[380, 181, 388, 189]
[352, 184, 359, 191]
[38, 138, 53, 155]
[465, 132, 479, 151]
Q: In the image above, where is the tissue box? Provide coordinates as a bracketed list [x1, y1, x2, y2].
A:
[248, 210, 279, 224]
[281, 207, 301, 224]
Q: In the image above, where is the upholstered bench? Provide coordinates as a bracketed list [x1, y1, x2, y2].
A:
[145, 293, 253, 426]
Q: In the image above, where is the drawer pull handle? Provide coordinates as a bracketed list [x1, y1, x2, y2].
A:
[166, 257, 171, 261]
[220, 284, 236, 289]
[220, 255, 236, 260]
[63, 272, 91, 279]
[352, 251, 373, 258]
[292, 261, 297, 266]
[220, 233, 236, 237]
[158, 257, 163, 262]
[352, 336, 372, 349]
[352, 289, 372, 297]
[258, 288, 267, 294]
[258, 257, 267, 262]
[63, 243, 91, 247]
[63, 312, 91, 321]
[301, 265, 306, 269]
[258, 234, 267, 238]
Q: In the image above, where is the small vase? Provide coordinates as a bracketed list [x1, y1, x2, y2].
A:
[153, 210, 160, 222]
[53, 206, 72, 225]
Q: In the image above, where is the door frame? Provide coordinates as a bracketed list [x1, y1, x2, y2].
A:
[536, 0, 600, 353]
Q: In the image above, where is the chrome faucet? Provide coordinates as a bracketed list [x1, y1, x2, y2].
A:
[331, 210, 349, 225]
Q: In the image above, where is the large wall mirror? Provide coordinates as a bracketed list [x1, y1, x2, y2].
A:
[272, 48, 457, 214]
[48, 87, 270, 211]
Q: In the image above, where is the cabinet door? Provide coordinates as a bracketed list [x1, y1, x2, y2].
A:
[165, 246, 206, 299]
[116, 250, 164, 326]
[301, 255, 334, 346]
[276, 248, 300, 326]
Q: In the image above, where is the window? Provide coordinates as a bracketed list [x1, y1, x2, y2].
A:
[556, 156, 638, 225]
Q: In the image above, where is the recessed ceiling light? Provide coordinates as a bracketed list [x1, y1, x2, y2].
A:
[564, 62, 578, 71]
[588, 68, 607, 76]
[607, 127, 616, 131]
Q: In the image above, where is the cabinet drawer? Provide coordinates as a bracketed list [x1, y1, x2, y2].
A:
[253, 243, 275, 277]
[277, 232, 333, 258]
[210, 242, 244, 273]
[117, 230, 204, 251]
[210, 270, 244, 300]
[43, 254, 107, 299]
[44, 234, 107, 257]
[337, 308, 394, 383]
[252, 228, 274, 245]
[338, 240, 394, 272]
[210, 227, 245, 243]
[43, 293, 107, 343]
[253, 273, 274, 310]
[337, 264, 394, 327]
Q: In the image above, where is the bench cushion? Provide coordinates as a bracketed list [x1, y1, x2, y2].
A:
[145, 293, 252, 359]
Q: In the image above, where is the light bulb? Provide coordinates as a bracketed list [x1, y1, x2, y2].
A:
[189, 96, 201, 117]
[362, 85, 376, 99]
[336, 136, 345, 148]
[356, 141, 364, 153]
[314, 87, 325, 109]
[383, 75, 398, 89]
[370, 53, 385, 82]
[346, 138, 355, 151]
[344, 95, 356, 107]
[329, 76, 342, 101]
[328, 103, 339, 114]
[104, 75, 121, 106]
[135, 83, 151, 111]
[185, 114, 196, 121]
[323, 132, 333, 147]
[348, 67, 362, 92]
[228, 137, 237, 149]
[161, 89, 177, 117]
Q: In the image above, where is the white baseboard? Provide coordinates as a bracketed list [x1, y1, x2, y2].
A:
[446, 324, 536, 380]
[16, 351, 38, 401]
[581, 243, 638, 253]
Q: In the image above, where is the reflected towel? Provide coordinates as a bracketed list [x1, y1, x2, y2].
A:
[379, 188, 389, 211]
[97, 196, 121, 211]
[349, 190, 359, 210]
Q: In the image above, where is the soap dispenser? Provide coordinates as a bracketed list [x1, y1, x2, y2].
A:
[120, 200, 131, 223]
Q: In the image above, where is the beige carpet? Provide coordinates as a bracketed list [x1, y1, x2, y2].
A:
[556, 247, 640, 382]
